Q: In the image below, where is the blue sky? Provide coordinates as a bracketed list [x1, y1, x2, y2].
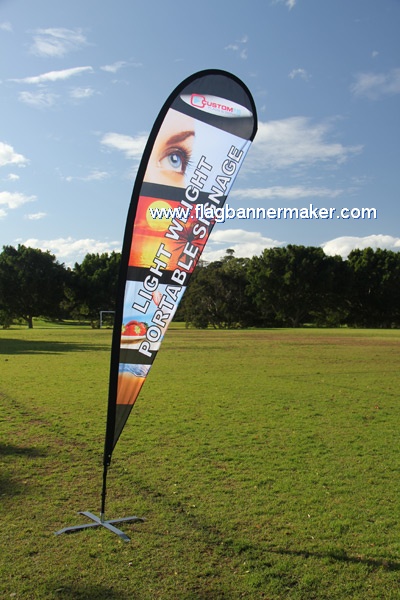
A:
[1, 0, 399, 265]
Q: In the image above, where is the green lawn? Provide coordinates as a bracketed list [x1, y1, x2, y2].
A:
[1, 326, 399, 599]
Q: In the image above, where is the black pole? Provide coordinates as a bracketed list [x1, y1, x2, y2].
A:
[100, 462, 108, 521]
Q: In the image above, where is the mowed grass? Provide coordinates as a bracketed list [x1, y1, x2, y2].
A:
[0, 325, 399, 599]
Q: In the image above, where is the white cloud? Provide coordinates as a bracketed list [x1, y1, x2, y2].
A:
[84, 170, 109, 181]
[246, 117, 362, 172]
[322, 234, 400, 258]
[203, 228, 284, 262]
[289, 68, 310, 81]
[231, 185, 343, 201]
[0, 191, 36, 216]
[0, 22, 13, 32]
[29, 28, 88, 58]
[22, 237, 121, 265]
[18, 91, 59, 108]
[100, 61, 128, 73]
[0, 142, 28, 167]
[25, 212, 47, 220]
[273, 0, 296, 9]
[69, 87, 95, 99]
[11, 66, 93, 85]
[86, 169, 110, 181]
[101, 132, 148, 160]
[6, 173, 20, 181]
[11, 68, 94, 108]
[63, 169, 110, 182]
[351, 68, 400, 99]
[202, 231, 400, 262]
[224, 34, 248, 60]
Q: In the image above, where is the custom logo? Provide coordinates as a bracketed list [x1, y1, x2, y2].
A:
[181, 94, 252, 118]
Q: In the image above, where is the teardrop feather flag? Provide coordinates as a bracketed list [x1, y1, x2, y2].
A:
[55, 70, 257, 540]
[104, 70, 257, 469]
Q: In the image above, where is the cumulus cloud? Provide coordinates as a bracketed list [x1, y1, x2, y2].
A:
[101, 132, 148, 160]
[0, 191, 36, 216]
[22, 237, 121, 265]
[231, 185, 343, 201]
[29, 28, 88, 58]
[322, 234, 400, 258]
[351, 68, 400, 99]
[6, 173, 20, 181]
[0, 142, 28, 167]
[246, 117, 362, 172]
[203, 228, 284, 262]
[11, 66, 93, 85]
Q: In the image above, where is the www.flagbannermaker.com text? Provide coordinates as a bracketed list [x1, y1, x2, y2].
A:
[148, 203, 378, 223]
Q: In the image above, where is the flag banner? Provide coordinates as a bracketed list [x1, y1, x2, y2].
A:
[104, 69, 257, 466]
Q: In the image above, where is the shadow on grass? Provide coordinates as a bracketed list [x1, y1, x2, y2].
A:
[268, 547, 400, 572]
[0, 338, 109, 355]
[0, 442, 47, 457]
[46, 583, 133, 599]
[139, 523, 400, 574]
[124, 480, 400, 578]
[0, 444, 47, 498]
[0, 473, 27, 498]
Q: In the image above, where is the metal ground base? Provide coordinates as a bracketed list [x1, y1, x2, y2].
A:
[55, 511, 145, 542]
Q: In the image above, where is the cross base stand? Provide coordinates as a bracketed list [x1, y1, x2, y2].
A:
[55, 511, 145, 542]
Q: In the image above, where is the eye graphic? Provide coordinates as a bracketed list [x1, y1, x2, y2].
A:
[159, 147, 191, 174]
[143, 110, 195, 187]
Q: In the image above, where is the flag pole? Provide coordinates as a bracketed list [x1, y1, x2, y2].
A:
[54, 409, 145, 541]
[100, 462, 108, 522]
[54, 458, 145, 542]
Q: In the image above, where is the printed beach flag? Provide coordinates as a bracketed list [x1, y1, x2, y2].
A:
[104, 70, 257, 466]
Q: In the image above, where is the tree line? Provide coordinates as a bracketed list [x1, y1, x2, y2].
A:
[0, 244, 399, 329]
[0, 245, 120, 329]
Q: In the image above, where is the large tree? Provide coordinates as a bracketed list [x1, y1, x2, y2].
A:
[0, 245, 67, 328]
[182, 251, 255, 328]
[68, 252, 121, 327]
[247, 245, 344, 327]
[346, 248, 400, 327]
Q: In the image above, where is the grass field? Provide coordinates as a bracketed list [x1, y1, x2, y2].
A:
[0, 325, 399, 599]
